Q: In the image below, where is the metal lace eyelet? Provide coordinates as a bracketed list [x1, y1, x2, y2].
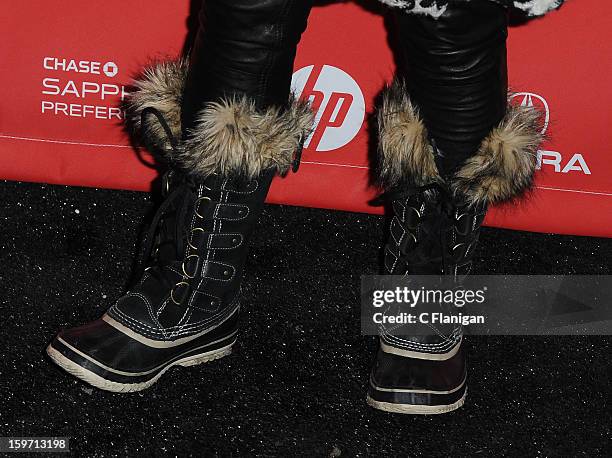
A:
[400, 231, 418, 255]
[181, 254, 200, 279]
[408, 206, 421, 217]
[194, 196, 211, 218]
[405, 206, 422, 229]
[170, 281, 190, 305]
[452, 242, 466, 253]
[162, 171, 173, 195]
[454, 212, 475, 236]
[188, 227, 205, 250]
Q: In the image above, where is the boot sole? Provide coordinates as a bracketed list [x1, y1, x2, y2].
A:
[366, 375, 467, 415]
[46, 341, 233, 393]
[366, 389, 466, 415]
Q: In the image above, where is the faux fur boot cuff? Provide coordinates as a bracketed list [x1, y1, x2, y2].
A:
[376, 80, 544, 206]
[127, 60, 314, 180]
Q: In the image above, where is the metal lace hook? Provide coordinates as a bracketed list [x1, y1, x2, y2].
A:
[140, 106, 181, 156]
[291, 135, 305, 173]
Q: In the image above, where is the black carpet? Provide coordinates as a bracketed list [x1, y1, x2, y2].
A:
[0, 180, 610, 457]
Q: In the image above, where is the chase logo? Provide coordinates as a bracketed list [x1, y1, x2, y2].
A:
[103, 61, 118, 78]
[291, 65, 365, 152]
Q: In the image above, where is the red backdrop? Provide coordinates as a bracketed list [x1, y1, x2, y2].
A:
[2, 0, 611, 237]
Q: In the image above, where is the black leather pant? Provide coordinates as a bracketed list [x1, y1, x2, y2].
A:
[181, 0, 508, 175]
[181, 0, 313, 132]
[394, 1, 509, 176]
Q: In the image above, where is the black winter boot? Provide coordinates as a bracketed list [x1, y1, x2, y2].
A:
[368, 85, 542, 413]
[367, 179, 487, 414]
[47, 61, 312, 392]
[367, 1, 543, 414]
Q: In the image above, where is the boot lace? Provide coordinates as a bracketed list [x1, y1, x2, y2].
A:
[383, 182, 483, 276]
[136, 108, 223, 306]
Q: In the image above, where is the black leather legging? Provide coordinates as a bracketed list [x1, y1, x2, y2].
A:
[395, 1, 509, 176]
[181, 0, 508, 175]
[181, 0, 313, 132]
